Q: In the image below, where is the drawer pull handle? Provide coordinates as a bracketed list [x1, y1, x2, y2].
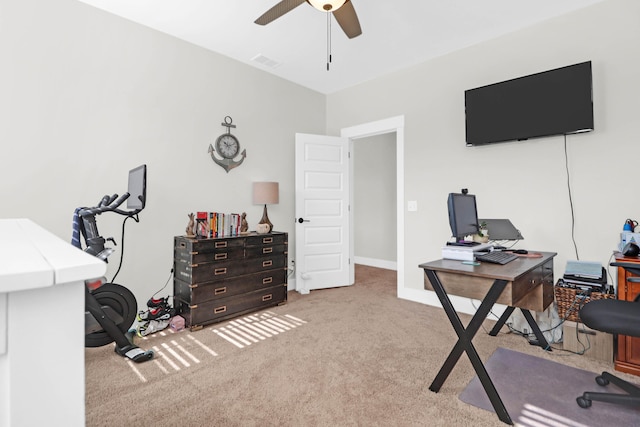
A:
[215, 253, 228, 260]
[263, 247, 273, 254]
[215, 241, 228, 248]
[262, 294, 273, 302]
[214, 306, 227, 314]
[263, 277, 273, 285]
[214, 286, 227, 295]
[263, 260, 273, 267]
[214, 268, 227, 275]
[263, 237, 273, 244]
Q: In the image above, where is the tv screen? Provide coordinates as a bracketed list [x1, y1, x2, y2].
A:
[465, 61, 593, 146]
[127, 164, 147, 210]
[447, 192, 479, 241]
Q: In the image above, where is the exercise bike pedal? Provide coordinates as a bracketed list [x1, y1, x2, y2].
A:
[115, 344, 154, 363]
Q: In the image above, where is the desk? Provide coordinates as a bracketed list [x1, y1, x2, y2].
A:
[419, 251, 556, 425]
[0, 219, 106, 427]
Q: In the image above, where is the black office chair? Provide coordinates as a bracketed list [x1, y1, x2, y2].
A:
[576, 261, 640, 409]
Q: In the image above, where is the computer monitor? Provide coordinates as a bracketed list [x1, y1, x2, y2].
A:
[127, 164, 147, 210]
[447, 192, 479, 241]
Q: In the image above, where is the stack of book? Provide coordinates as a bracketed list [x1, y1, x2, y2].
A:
[558, 260, 609, 293]
[195, 211, 242, 238]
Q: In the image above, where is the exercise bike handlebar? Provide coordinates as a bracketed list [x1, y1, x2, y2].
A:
[80, 192, 143, 217]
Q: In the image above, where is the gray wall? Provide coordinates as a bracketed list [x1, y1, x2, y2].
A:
[353, 133, 396, 266]
[327, 0, 640, 299]
[0, 0, 325, 305]
[2, 0, 638, 311]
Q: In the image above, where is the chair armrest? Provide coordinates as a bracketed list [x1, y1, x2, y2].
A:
[611, 262, 640, 277]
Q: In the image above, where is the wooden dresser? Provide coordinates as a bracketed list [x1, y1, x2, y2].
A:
[613, 252, 640, 376]
[173, 232, 288, 331]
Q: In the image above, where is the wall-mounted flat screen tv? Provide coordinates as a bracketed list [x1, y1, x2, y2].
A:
[465, 61, 593, 146]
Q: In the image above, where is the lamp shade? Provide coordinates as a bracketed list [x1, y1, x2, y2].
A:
[307, 0, 346, 12]
[252, 182, 279, 205]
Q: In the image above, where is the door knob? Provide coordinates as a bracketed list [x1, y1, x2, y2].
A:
[297, 218, 310, 223]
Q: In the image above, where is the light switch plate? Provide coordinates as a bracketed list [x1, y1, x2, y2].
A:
[408, 200, 418, 211]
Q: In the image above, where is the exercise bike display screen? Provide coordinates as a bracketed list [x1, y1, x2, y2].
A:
[127, 164, 147, 210]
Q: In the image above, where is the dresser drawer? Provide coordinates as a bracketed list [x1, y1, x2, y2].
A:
[175, 236, 245, 251]
[175, 255, 286, 283]
[176, 284, 287, 330]
[245, 233, 287, 247]
[245, 243, 287, 258]
[175, 236, 245, 262]
[174, 245, 244, 264]
[174, 268, 287, 304]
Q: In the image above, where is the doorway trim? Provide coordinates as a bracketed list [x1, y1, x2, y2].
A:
[341, 115, 405, 297]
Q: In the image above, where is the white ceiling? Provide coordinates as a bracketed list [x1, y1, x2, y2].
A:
[77, 0, 605, 94]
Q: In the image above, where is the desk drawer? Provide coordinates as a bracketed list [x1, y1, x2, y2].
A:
[513, 262, 554, 312]
[425, 267, 554, 311]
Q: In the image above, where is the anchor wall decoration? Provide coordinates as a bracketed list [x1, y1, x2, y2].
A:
[208, 116, 246, 173]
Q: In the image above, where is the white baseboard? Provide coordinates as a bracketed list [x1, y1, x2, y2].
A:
[289, 257, 396, 293]
[398, 286, 508, 319]
[354, 256, 397, 271]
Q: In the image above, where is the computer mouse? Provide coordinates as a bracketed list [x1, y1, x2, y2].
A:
[512, 249, 528, 255]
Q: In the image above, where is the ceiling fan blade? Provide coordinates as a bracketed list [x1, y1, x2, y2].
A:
[332, 0, 362, 39]
[255, 0, 307, 25]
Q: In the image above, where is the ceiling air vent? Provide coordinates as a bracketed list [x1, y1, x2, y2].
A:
[251, 54, 282, 69]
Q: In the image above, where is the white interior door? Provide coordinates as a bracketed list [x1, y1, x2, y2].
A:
[295, 133, 351, 294]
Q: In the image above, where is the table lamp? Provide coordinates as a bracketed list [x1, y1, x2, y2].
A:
[252, 182, 279, 233]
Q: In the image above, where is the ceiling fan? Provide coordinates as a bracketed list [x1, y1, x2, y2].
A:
[255, 0, 362, 39]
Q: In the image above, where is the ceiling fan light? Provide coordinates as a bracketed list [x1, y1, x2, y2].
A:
[307, 0, 347, 12]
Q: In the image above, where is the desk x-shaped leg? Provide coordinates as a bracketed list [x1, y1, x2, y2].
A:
[425, 269, 513, 425]
[488, 306, 551, 350]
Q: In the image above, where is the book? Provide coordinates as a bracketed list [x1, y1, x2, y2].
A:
[194, 211, 243, 238]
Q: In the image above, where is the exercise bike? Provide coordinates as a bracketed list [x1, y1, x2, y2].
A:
[74, 164, 154, 363]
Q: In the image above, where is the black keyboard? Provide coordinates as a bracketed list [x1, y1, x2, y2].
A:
[475, 251, 519, 265]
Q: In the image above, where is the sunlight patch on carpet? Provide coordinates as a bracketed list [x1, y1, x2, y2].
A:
[211, 311, 307, 349]
[124, 312, 307, 382]
[126, 360, 148, 382]
[519, 403, 590, 427]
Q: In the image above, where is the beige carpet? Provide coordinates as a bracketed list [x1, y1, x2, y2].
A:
[85, 265, 632, 426]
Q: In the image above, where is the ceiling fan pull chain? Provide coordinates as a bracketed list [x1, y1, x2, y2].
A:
[326, 11, 332, 71]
